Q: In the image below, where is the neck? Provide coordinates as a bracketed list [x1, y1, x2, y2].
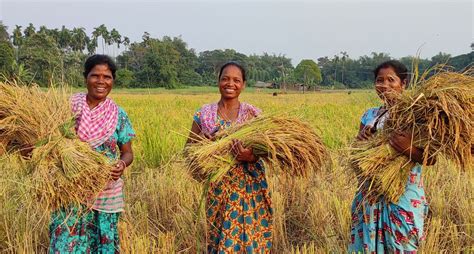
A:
[218, 97, 240, 109]
[86, 94, 105, 109]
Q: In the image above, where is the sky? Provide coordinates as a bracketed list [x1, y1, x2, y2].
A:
[1, 0, 472, 64]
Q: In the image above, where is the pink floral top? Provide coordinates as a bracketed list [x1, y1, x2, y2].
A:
[193, 102, 261, 134]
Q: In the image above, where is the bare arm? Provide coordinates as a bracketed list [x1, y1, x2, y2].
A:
[389, 132, 436, 166]
[110, 141, 134, 180]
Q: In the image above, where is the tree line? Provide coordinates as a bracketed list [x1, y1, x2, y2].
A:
[0, 22, 472, 89]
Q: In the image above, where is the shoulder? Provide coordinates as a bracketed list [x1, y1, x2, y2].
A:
[361, 106, 382, 125]
[194, 102, 217, 124]
[117, 106, 128, 117]
[241, 102, 262, 117]
[116, 106, 131, 123]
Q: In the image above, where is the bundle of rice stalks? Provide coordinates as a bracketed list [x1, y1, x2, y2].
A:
[0, 81, 113, 210]
[350, 69, 474, 203]
[186, 115, 329, 182]
[350, 136, 416, 203]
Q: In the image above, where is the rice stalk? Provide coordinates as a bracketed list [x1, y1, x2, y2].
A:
[350, 69, 473, 203]
[185, 115, 329, 183]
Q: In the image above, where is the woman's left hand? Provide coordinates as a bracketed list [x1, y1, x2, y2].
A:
[110, 160, 126, 181]
[231, 139, 258, 163]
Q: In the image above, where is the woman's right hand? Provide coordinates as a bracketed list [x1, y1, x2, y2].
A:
[201, 131, 216, 141]
[357, 125, 375, 141]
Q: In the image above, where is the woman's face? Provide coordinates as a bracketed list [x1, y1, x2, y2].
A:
[375, 67, 406, 104]
[218, 65, 245, 100]
[86, 64, 113, 102]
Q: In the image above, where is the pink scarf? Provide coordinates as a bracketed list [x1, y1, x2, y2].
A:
[70, 93, 118, 148]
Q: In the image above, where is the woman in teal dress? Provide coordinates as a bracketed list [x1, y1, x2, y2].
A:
[49, 55, 135, 253]
[349, 60, 436, 253]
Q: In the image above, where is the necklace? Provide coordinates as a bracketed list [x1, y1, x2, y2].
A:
[217, 101, 240, 122]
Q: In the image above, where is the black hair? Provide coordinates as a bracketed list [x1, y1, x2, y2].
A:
[373, 60, 409, 83]
[218, 61, 246, 82]
[83, 54, 117, 79]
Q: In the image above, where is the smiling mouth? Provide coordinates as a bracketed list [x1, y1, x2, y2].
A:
[95, 87, 107, 93]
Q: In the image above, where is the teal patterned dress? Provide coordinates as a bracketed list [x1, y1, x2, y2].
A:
[49, 107, 135, 254]
[348, 107, 429, 254]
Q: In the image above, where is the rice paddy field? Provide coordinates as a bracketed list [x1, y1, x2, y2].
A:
[0, 88, 472, 253]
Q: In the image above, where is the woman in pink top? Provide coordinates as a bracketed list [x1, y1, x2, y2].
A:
[187, 62, 273, 253]
[49, 55, 135, 253]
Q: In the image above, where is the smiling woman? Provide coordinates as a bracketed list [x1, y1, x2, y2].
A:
[48, 55, 136, 253]
[186, 62, 273, 253]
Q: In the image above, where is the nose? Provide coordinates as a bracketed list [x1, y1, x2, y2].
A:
[96, 76, 105, 83]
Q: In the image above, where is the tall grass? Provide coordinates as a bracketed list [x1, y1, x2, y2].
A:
[1, 91, 471, 252]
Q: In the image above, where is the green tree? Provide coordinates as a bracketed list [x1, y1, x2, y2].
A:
[0, 22, 9, 42]
[19, 33, 62, 85]
[93, 24, 109, 54]
[115, 69, 134, 88]
[12, 25, 23, 47]
[294, 59, 322, 92]
[0, 41, 15, 77]
[71, 27, 88, 52]
[430, 52, 451, 66]
[58, 26, 72, 51]
[24, 23, 36, 38]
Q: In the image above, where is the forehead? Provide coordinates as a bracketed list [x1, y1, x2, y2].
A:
[90, 64, 112, 74]
[221, 65, 243, 78]
[377, 67, 398, 78]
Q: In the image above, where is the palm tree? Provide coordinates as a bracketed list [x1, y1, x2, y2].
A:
[109, 28, 121, 57]
[38, 25, 49, 35]
[12, 25, 23, 47]
[93, 24, 109, 54]
[340, 51, 348, 85]
[333, 55, 339, 84]
[24, 23, 36, 38]
[71, 27, 87, 52]
[58, 26, 72, 51]
[86, 36, 98, 55]
[0, 22, 9, 42]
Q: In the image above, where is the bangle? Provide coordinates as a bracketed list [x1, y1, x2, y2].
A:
[118, 159, 127, 168]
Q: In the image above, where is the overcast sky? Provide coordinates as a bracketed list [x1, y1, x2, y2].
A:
[1, 0, 472, 64]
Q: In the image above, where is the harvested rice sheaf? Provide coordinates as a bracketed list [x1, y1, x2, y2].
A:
[350, 69, 474, 203]
[0, 82, 112, 210]
[186, 115, 330, 183]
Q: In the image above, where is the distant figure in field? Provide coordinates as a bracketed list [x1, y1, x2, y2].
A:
[186, 62, 273, 253]
[349, 60, 436, 253]
[272, 92, 278, 96]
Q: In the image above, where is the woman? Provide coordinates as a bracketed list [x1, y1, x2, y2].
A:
[49, 55, 135, 253]
[187, 62, 273, 253]
[349, 60, 435, 253]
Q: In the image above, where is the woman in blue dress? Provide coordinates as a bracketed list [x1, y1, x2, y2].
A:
[349, 60, 436, 253]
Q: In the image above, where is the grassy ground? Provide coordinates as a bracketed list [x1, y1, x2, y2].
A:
[0, 91, 472, 253]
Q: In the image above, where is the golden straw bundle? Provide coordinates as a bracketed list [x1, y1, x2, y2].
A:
[350, 69, 474, 203]
[0, 81, 112, 209]
[186, 115, 329, 182]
